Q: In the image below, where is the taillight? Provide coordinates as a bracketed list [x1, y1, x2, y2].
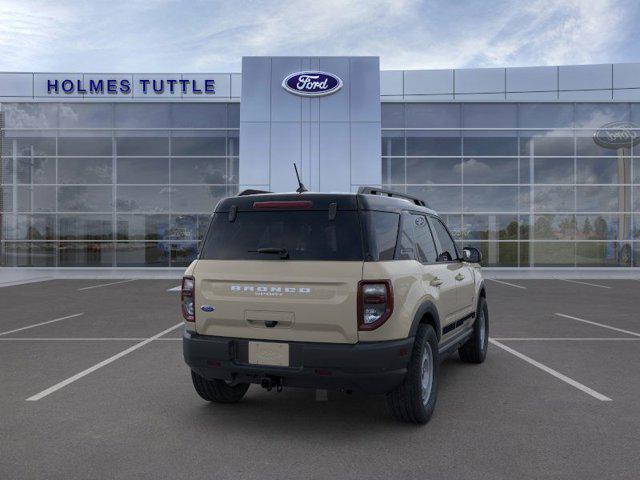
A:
[181, 276, 195, 322]
[357, 280, 393, 331]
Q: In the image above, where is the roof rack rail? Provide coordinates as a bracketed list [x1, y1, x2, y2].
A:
[237, 189, 272, 196]
[357, 186, 428, 208]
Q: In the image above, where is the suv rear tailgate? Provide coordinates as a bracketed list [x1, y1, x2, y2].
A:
[194, 260, 362, 344]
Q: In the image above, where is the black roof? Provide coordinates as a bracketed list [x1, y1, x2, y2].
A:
[215, 190, 438, 215]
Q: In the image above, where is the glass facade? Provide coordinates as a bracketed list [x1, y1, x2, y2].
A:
[0, 102, 239, 267]
[1, 100, 638, 268]
[382, 103, 640, 267]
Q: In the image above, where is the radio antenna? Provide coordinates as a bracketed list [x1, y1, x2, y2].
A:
[293, 163, 308, 193]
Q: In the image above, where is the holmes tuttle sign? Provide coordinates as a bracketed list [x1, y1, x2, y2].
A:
[282, 71, 342, 97]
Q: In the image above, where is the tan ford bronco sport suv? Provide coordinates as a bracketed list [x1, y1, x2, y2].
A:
[182, 187, 488, 424]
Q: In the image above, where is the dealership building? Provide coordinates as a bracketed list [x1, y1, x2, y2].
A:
[0, 56, 639, 270]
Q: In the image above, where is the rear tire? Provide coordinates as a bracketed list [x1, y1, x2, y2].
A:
[191, 370, 250, 403]
[386, 324, 439, 424]
[458, 296, 488, 364]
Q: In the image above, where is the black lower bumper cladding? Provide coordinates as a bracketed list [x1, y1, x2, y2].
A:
[183, 331, 413, 394]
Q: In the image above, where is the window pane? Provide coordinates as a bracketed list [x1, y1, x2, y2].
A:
[171, 134, 226, 156]
[464, 241, 518, 267]
[576, 242, 631, 267]
[116, 158, 169, 184]
[59, 103, 112, 128]
[171, 158, 228, 184]
[4, 136, 56, 156]
[533, 215, 576, 240]
[58, 137, 113, 156]
[576, 135, 624, 156]
[461, 215, 519, 240]
[17, 186, 56, 212]
[406, 104, 460, 128]
[381, 130, 404, 156]
[16, 157, 56, 184]
[519, 134, 574, 156]
[412, 215, 437, 263]
[171, 242, 198, 267]
[381, 103, 404, 128]
[116, 214, 169, 240]
[58, 186, 113, 212]
[169, 215, 198, 241]
[116, 136, 168, 156]
[364, 211, 399, 261]
[407, 131, 460, 156]
[58, 158, 112, 184]
[2, 103, 58, 128]
[2, 242, 56, 267]
[397, 214, 416, 260]
[59, 242, 114, 267]
[533, 186, 574, 212]
[58, 214, 113, 240]
[576, 186, 627, 212]
[115, 242, 170, 267]
[406, 186, 461, 212]
[574, 103, 630, 128]
[406, 158, 461, 184]
[429, 217, 458, 261]
[518, 104, 573, 128]
[171, 186, 226, 213]
[576, 214, 630, 241]
[534, 158, 574, 184]
[116, 186, 170, 212]
[462, 157, 517, 184]
[1, 186, 13, 211]
[463, 186, 518, 212]
[634, 158, 640, 183]
[463, 135, 518, 156]
[382, 158, 405, 184]
[532, 242, 575, 266]
[15, 214, 55, 240]
[114, 104, 170, 128]
[228, 103, 240, 127]
[463, 104, 516, 128]
[171, 104, 227, 128]
[227, 130, 239, 157]
[576, 157, 629, 184]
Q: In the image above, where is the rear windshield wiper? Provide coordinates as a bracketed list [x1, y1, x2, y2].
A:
[248, 247, 290, 259]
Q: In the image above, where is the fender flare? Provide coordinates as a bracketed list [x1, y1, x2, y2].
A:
[408, 301, 442, 340]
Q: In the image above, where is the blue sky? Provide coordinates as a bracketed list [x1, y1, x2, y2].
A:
[0, 0, 638, 72]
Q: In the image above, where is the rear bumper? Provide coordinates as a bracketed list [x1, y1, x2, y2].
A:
[183, 331, 413, 394]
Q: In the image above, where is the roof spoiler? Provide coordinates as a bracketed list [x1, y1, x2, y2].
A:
[357, 186, 428, 208]
[237, 189, 272, 196]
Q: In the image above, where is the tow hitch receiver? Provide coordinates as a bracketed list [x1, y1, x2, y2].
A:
[260, 376, 283, 392]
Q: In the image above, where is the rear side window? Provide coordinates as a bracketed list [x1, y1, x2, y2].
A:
[429, 217, 459, 262]
[412, 215, 438, 263]
[201, 210, 363, 261]
[362, 211, 400, 261]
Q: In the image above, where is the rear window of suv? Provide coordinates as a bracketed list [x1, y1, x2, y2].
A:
[200, 210, 364, 261]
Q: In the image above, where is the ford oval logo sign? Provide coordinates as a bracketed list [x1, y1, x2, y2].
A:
[282, 71, 343, 97]
[200, 305, 215, 312]
[593, 121, 640, 149]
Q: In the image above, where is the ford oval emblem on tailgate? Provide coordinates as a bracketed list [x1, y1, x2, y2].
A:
[200, 305, 215, 312]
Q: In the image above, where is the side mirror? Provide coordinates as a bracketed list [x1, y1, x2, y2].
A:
[462, 247, 482, 264]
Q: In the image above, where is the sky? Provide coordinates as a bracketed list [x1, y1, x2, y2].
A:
[0, 0, 638, 73]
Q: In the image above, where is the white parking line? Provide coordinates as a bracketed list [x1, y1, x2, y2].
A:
[0, 313, 84, 337]
[558, 279, 611, 289]
[78, 279, 137, 291]
[167, 285, 182, 292]
[486, 279, 527, 290]
[0, 337, 182, 341]
[555, 313, 640, 337]
[26, 322, 183, 401]
[493, 337, 640, 341]
[489, 338, 612, 402]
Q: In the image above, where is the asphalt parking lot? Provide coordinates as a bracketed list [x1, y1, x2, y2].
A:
[1, 278, 640, 479]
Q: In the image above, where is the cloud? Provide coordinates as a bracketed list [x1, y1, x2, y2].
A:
[0, 0, 637, 72]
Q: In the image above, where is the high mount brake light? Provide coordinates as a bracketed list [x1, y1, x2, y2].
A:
[357, 280, 393, 331]
[252, 201, 313, 209]
[181, 276, 195, 322]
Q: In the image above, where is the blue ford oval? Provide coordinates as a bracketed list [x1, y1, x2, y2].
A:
[282, 71, 343, 97]
[200, 305, 215, 312]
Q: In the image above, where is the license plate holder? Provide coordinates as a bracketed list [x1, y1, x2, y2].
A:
[248, 341, 290, 367]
